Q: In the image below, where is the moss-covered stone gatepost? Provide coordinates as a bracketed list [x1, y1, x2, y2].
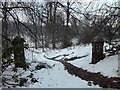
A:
[12, 36, 26, 69]
[91, 37, 105, 64]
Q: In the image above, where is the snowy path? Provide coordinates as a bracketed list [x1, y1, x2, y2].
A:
[45, 55, 120, 89]
[23, 44, 119, 88]
[60, 60, 120, 88]
[21, 47, 101, 88]
[27, 61, 100, 88]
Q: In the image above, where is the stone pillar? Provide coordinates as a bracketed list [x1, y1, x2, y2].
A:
[91, 37, 104, 64]
[12, 36, 26, 68]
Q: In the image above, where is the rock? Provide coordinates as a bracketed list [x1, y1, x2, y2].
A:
[35, 64, 46, 70]
[88, 81, 92, 86]
[35, 62, 52, 70]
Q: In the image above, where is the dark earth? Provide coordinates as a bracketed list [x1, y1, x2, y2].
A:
[45, 54, 120, 88]
[60, 60, 120, 89]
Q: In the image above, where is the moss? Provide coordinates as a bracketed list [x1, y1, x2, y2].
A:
[92, 36, 104, 42]
[12, 36, 25, 46]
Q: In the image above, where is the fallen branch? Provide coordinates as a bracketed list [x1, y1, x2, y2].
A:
[44, 55, 58, 61]
[65, 54, 89, 61]
[44, 53, 70, 60]
[44, 54, 89, 62]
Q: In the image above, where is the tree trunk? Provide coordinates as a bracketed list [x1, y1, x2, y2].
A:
[2, 2, 9, 48]
[63, 1, 70, 48]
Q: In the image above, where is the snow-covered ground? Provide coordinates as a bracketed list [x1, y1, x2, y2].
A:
[23, 47, 100, 88]
[3, 43, 119, 88]
[23, 43, 118, 88]
[68, 46, 119, 77]
[30, 44, 118, 78]
[25, 63, 99, 88]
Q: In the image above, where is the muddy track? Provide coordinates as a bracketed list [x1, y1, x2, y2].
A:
[60, 61, 120, 88]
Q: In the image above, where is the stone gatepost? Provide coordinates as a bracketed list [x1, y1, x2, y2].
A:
[91, 37, 105, 64]
[12, 36, 26, 69]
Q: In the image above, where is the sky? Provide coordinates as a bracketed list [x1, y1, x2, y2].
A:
[39, 0, 118, 3]
[1, 0, 118, 6]
[2, 0, 118, 3]
[2, 0, 118, 22]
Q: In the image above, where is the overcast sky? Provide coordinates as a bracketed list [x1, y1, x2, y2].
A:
[3, 0, 118, 3]
[41, 0, 118, 3]
[5, 0, 118, 22]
